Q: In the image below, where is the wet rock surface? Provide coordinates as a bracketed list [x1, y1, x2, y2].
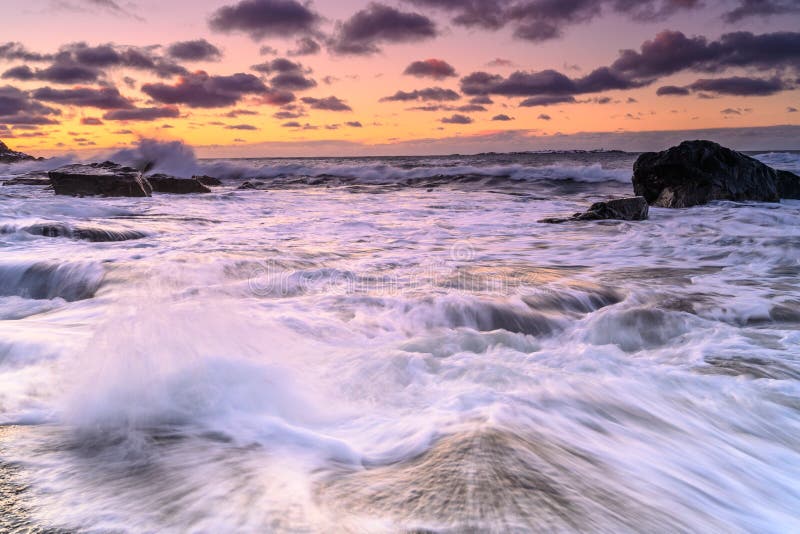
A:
[145, 174, 212, 194]
[541, 197, 649, 223]
[0, 140, 38, 164]
[48, 162, 152, 197]
[633, 140, 800, 208]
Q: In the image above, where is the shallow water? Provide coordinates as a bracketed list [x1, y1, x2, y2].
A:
[1, 150, 799, 532]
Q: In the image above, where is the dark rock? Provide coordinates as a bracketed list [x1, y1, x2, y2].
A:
[0, 140, 38, 163]
[18, 223, 148, 242]
[146, 174, 212, 194]
[540, 197, 649, 224]
[193, 175, 223, 186]
[776, 170, 800, 200]
[48, 162, 152, 197]
[1, 173, 51, 186]
[237, 180, 268, 190]
[632, 140, 800, 208]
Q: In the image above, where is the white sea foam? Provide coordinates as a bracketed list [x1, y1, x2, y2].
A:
[0, 146, 799, 532]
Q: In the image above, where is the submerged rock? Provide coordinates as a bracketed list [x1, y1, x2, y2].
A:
[541, 197, 649, 224]
[18, 223, 147, 242]
[632, 140, 800, 208]
[146, 174, 212, 194]
[48, 162, 152, 197]
[237, 180, 268, 190]
[0, 140, 37, 164]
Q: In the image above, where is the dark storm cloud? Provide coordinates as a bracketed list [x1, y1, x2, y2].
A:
[611, 30, 800, 79]
[251, 57, 305, 74]
[142, 71, 267, 108]
[300, 96, 352, 111]
[0, 85, 61, 126]
[251, 58, 316, 92]
[2, 61, 101, 84]
[270, 72, 317, 91]
[440, 113, 473, 124]
[32, 86, 134, 109]
[259, 88, 297, 106]
[209, 0, 322, 40]
[55, 43, 189, 78]
[492, 114, 513, 120]
[330, 3, 438, 55]
[1, 42, 190, 81]
[460, 68, 643, 97]
[167, 40, 222, 62]
[380, 87, 460, 102]
[723, 0, 800, 22]
[288, 37, 322, 56]
[687, 76, 788, 96]
[404, 59, 457, 80]
[402, 0, 701, 42]
[0, 42, 53, 62]
[103, 106, 180, 121]
[2, 66, 35, 81]
[657, 85, 691, 96]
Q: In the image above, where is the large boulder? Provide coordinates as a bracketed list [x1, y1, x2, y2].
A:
[146, 174, 212, 194]
[541, 197, 649, 224]
[48, 162, 152, 197]
[633, 140, 800, 208]
[0, 140, 37, 163]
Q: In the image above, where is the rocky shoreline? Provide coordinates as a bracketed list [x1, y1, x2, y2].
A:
[2, 139, 800, 218]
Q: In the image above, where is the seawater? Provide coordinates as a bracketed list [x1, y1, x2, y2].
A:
[0, 146, 799, 532]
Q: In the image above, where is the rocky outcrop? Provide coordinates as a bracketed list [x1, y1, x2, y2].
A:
[777, 170, 800, 199]
[1, 173, 51, 186]
[193, 175, 223, 186]
[146, 174, 212, 194]
[633, 140, 800, 208]
[0, 140, 37, 164]
[49, 162, 152, 197]
[541, 197, 649, 224]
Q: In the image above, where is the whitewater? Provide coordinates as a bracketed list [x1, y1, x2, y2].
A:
[1, 145, 799, 532]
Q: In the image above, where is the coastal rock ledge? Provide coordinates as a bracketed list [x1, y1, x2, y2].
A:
[541, 197, 649, 224]
[633, 140, 800, 208]
[49, 162, 152, 197]
[0, 140, 37, 163]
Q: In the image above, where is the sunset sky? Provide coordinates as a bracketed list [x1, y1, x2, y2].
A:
[1, 0, 799, 157]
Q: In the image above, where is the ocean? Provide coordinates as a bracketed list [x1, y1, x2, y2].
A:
[1, 147, 799, 532]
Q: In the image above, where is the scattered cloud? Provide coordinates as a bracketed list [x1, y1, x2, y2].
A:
[381, 87, 460, 102]
[103, 106, 180, 121]
[167, 40, 222, 62]
[300, 95, 352, 111]
[330, 3, 438, 55]
[209, 0, 322, 40]
[404, 59, 457, 80]
[142, 71, 267, 108]
[441, 113, 473, 124]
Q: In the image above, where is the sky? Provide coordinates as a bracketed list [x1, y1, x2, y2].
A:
[1, 0, 799, 157]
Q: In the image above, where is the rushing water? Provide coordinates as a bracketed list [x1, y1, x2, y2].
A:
[1, 148, 799, 533]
